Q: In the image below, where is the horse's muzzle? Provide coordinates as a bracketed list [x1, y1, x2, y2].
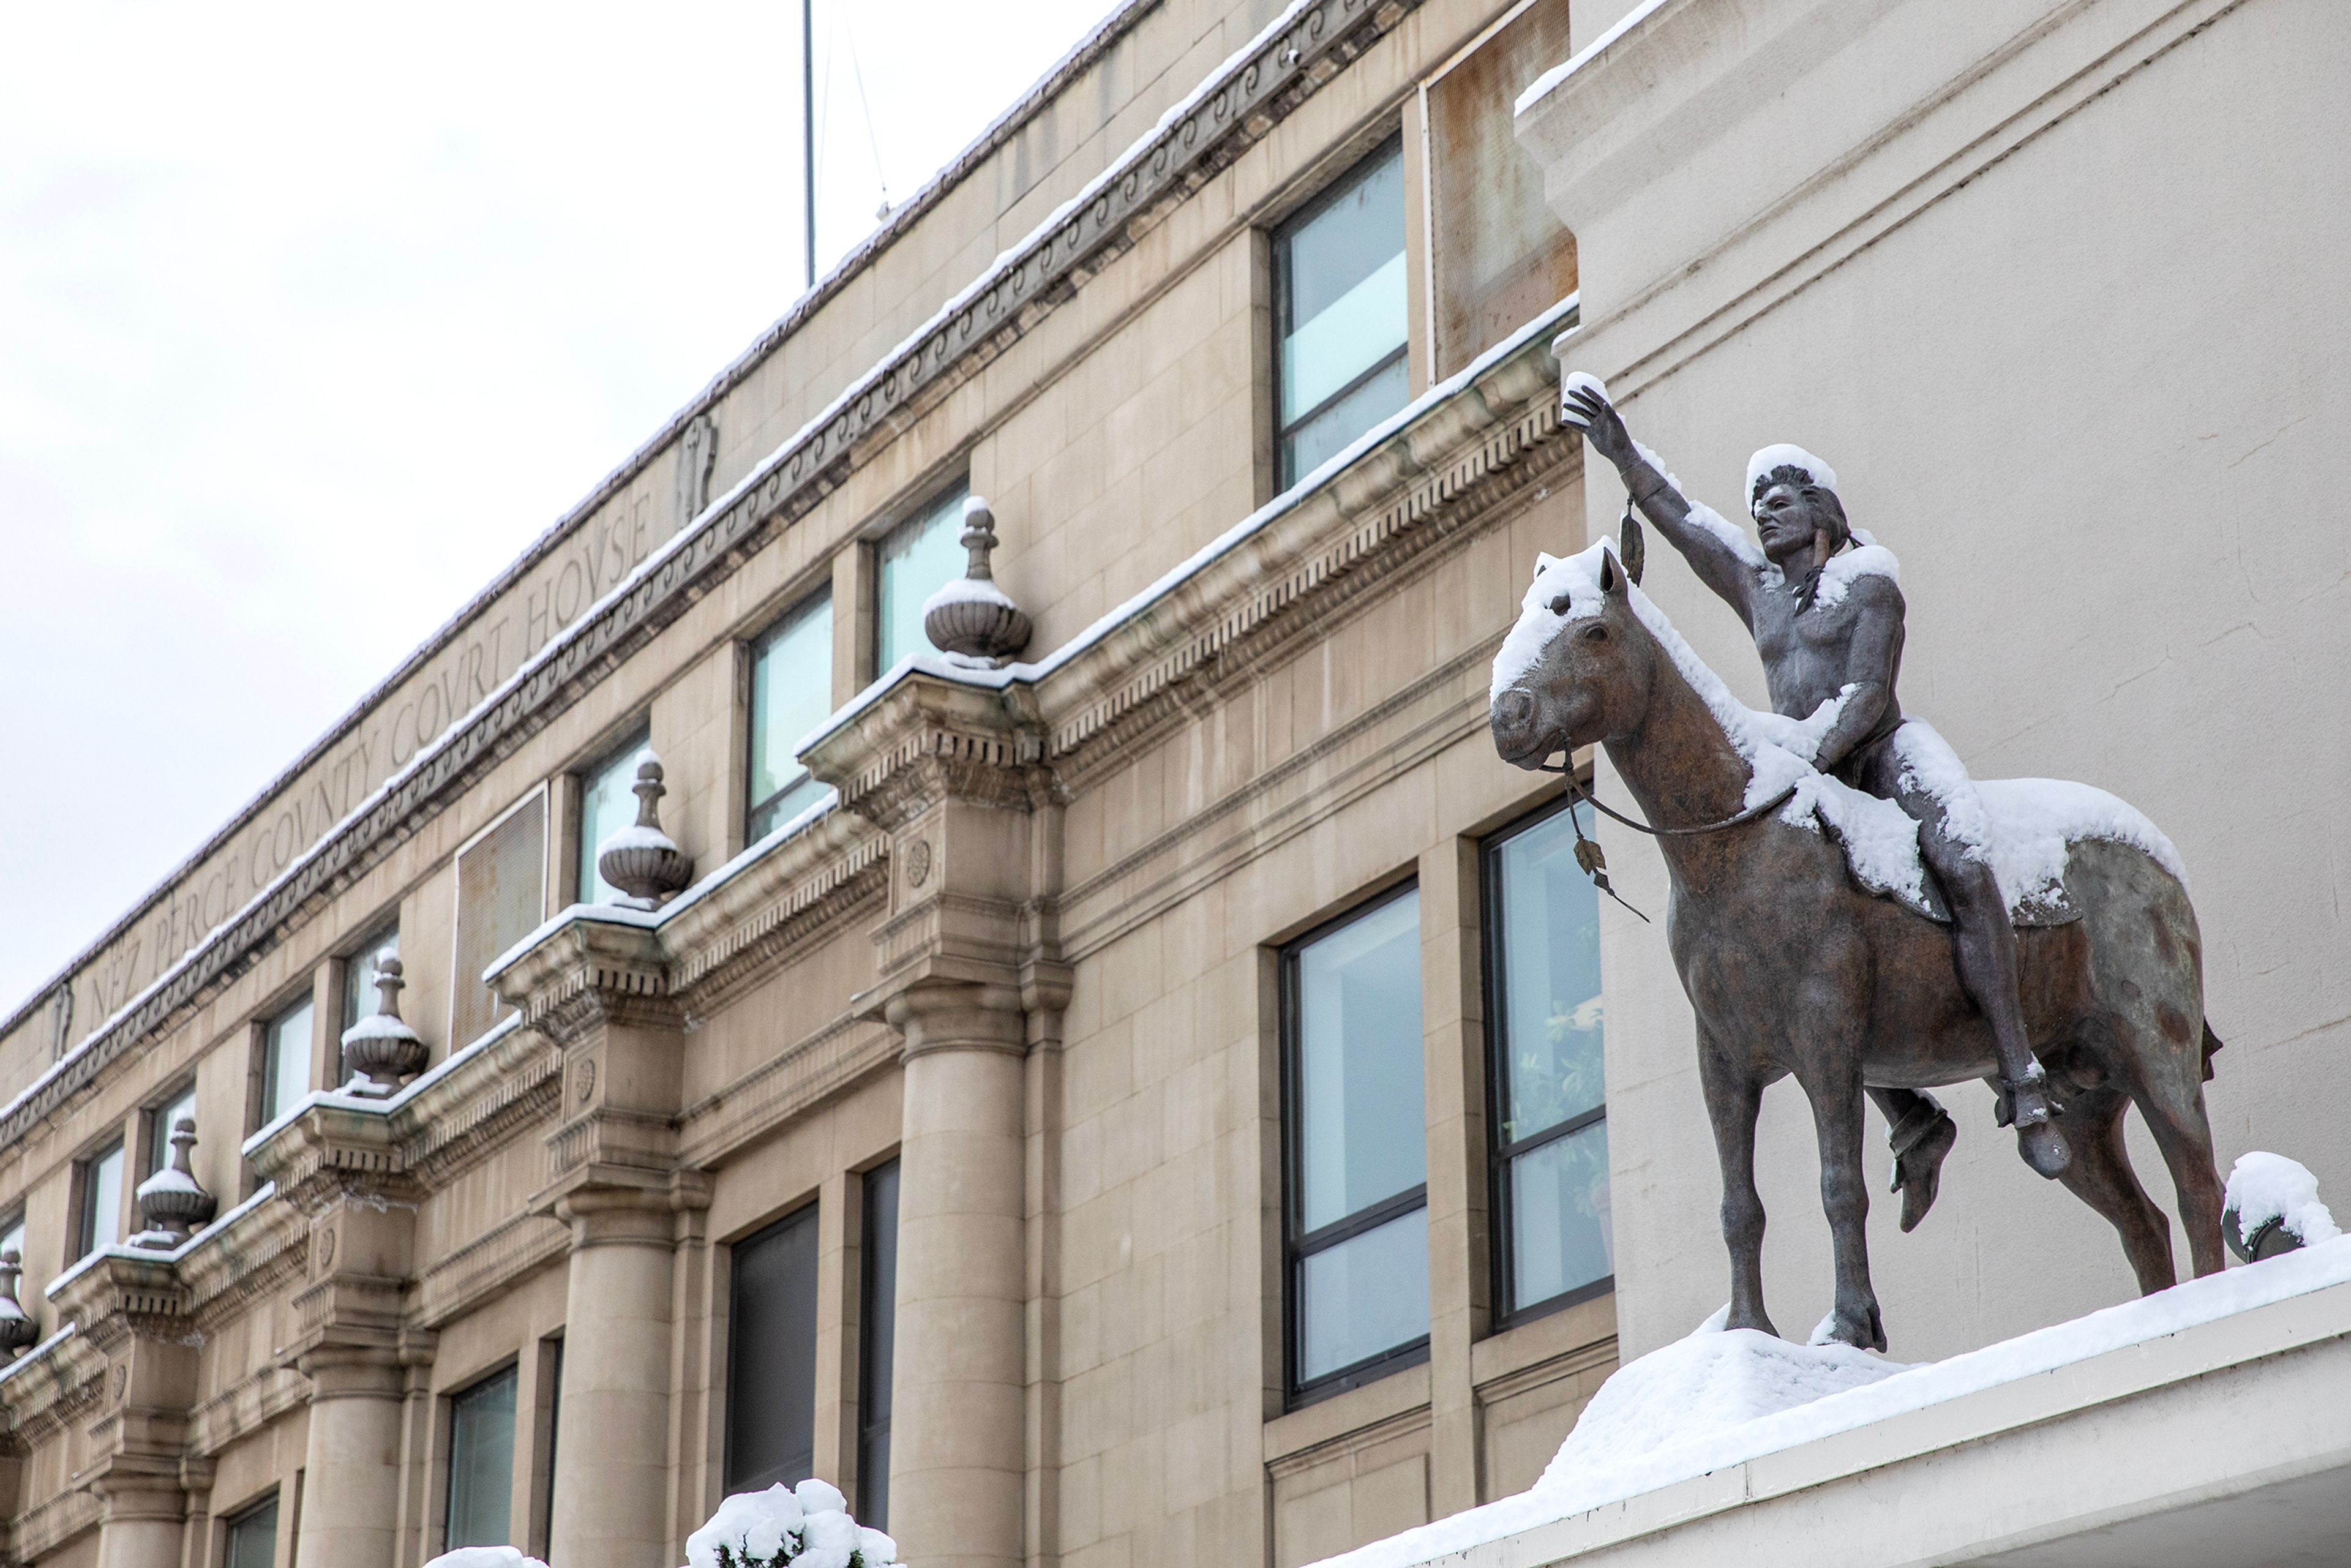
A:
[1490, 688, 1549, 767]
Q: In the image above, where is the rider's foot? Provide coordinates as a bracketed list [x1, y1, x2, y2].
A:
[1888, 1103, 1958, 1232]
[2004, 1075, 2071, 1179]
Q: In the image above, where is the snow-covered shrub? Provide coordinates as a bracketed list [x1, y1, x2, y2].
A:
[685, 1477, 901, 1568]
[422, 1548, 549, 1568]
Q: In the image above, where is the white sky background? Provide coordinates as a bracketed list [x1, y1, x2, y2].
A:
[0, 0, 1120, 1012]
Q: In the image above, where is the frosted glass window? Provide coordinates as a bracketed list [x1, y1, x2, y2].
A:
[1487, 800, 1613, 1318]
[148, 1084, 197, 1177]
[342, 925, 401, 1037]
[577, 729, 650, 907]
[263, 996, 313, 1123]
[225, 1497, 278, 1568]
[748, 593, 835, 841]
[446, 1365, 519, 1549]
[77, 1142, 123, 1259]
[727, 1202, 820, 1493]
[1275, 140, 1408, 488]
[876, 487, 967, 675]
[1283, 887, 1427, 1394]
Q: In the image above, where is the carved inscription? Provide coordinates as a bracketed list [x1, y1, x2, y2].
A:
[1, 492, 666, 1082]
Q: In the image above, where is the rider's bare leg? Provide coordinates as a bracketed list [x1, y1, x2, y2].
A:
[1914, 815, 2071, 1177]
[1865, 1086, 1957, 1231]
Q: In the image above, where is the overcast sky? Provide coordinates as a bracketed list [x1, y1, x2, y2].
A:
[0, 0, 1120, 1012]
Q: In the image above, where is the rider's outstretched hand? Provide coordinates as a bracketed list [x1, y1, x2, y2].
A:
[1561, 374, 1637, 472]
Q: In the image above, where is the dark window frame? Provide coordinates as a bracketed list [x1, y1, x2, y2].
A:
[724, 1199, 823, 1495]
[1481, 789, 1614, 1330]
[744, 590, 835, 843]
[444, 1359, 521, 1551]
[1278, 879, 1430, 1406]
[856, 1158, 900, 1528]
[72, 1136, 126, 1262]
[141, 1078, 198, 1182]
[222, 1490, 281, 1568]
[340, 918, 402, 1038]
[1271, 134, 1408, 490]
[574, 722, 652, 907]
[871, 482, 970, 677]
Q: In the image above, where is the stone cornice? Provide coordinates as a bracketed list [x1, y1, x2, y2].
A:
[802, 676, 1055, 832]
[245, 1100, 419, 1216]
[0, 0, 1427, 1161]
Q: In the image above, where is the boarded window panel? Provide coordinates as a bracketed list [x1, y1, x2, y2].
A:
[1428, 0, 1579, 379]
[452, 794, 547, 1050]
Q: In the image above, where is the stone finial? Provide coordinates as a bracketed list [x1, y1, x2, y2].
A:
[0, 1248, 36, 1356]
[921, 495, 1032, 667]
[597, 752, 694, 910]
[342, 956, 428, 1095]
[132, 1117, 219, 1250]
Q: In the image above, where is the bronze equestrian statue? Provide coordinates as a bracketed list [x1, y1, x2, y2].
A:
[1489, 388, 2226, 1350]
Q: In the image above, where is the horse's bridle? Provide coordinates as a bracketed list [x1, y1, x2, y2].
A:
[1532, 754, 1801, 925]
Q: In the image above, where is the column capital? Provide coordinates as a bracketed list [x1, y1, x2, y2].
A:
[490, 912, 682, 1046]
[801, 669, 1058, 833]
[883, 980, 1029, 1062]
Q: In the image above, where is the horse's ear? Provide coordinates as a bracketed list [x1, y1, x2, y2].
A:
[1598, 549, 1623, 597]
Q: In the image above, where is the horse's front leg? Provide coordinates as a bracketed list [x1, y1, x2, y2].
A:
[1695, 1027, 1775, 1337]
[1798, 1058, 1884, 1352]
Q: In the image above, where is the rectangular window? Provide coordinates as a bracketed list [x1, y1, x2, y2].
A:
[76, 1141, 124, 1259]
[748, 592, 836, 841]
[857, 1160, 900, 1528]
[342, 923, 401, 1038]
[876, 486, 968, 675]
[452, 793, 549, 1049]
[446, 1364, 519, 1550]
[146, 1082, 197, 1178]
[1282, 885, 1428, 1398]
[1274, 138, 1409, 489]
[1486, 798, 1613, 1320]
[726, 1202, 820, 1493]
[224, 1495, 279, 1568]
[536, 1336, 563, 1559]
[576, 727, 651, 907]
[263, 995, 315, 1125]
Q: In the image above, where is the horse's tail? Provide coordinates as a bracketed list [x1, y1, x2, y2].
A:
[2201, 1019, 2225, 1082]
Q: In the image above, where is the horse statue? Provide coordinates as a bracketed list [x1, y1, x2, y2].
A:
[1488, 538, 2225, 1350]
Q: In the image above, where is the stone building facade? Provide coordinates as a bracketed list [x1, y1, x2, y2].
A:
[4, 1, 2343, 1566]
[0, 2, 1625, 1566]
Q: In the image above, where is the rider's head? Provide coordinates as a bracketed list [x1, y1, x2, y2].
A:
[1747, 445, 1848, 568]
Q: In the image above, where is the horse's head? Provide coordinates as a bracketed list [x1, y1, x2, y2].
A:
[1489, 540, 1651, 769]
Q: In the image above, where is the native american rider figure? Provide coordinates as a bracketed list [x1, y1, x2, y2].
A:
[1561, 378, 2071, 1220]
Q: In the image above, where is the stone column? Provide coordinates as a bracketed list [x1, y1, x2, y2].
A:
[801, 671, 1072, 1568]
[293, 1346, 407, 1568]
[492, 918, 698, 1568]
[92, 1482, 183, 1568]
[887, 985, 1030, 1568]
[550, 1190, 682, 1568]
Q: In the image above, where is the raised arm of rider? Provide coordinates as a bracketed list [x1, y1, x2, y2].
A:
[1807, 577, 1904, 773]
[1561, 384, 1761, 624]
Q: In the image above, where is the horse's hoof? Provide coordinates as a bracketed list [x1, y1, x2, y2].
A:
[2018, 1117, 2072, 1179]
[1891, 1110, 1957, 1232]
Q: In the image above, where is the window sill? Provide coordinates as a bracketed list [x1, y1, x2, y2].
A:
[1471, 1283, 1616, 1391]
[1264, 1352, 1431, 1466]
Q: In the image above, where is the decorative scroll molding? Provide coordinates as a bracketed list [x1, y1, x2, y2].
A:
[0, 0, 1425, 1160]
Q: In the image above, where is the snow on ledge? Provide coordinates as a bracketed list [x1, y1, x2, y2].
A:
[1515, 0, 1674, 118]
[1313, 1236, 2351, 1568]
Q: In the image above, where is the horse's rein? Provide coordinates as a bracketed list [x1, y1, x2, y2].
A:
[1537, 758, 1799, 837]
[1531, 759, 1801, 925]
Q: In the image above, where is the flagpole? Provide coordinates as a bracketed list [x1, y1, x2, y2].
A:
[803, 0, 817, 290]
